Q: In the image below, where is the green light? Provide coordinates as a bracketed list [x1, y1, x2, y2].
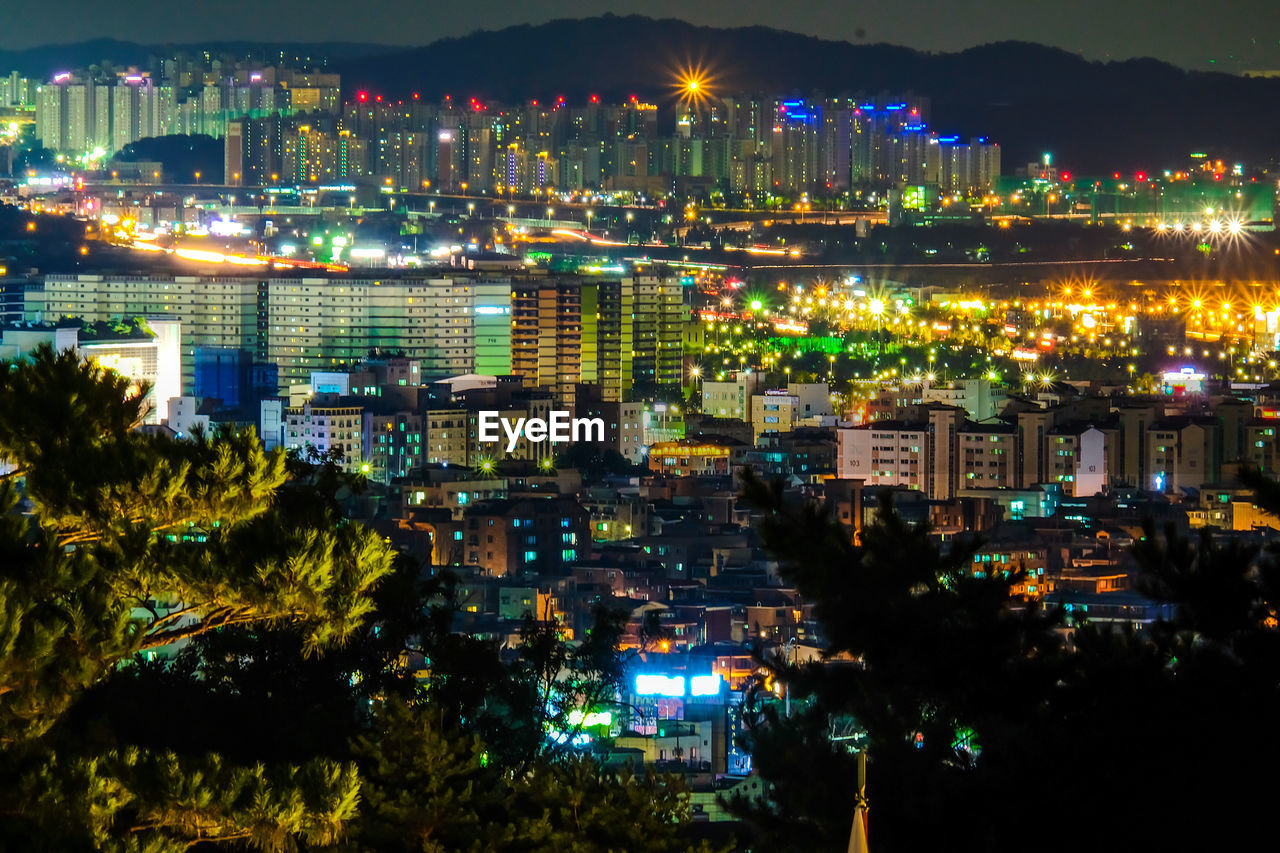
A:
[567, 709, 612, 727]
[750, 299, 763, 311]
[360, 463, 370, 474]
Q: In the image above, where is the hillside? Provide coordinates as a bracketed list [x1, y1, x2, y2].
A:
[0, 39, 394, 75]
[8, 15, 1280, 172]
[333, 15, 1280, 172]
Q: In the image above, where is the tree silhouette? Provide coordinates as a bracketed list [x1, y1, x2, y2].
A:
[735, 465, 1280, 851]
[0, 346, 393, 847]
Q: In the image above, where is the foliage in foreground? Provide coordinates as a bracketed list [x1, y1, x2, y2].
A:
[734, 468, 1280, 852]
[0, 347, 714, 851]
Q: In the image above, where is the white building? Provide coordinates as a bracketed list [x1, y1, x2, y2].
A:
[838, 421, 928, 491]
[1075, 426, 1108, 496]
[922, 378, 1004, 421]
[36, 275, 260, 394]
[786, 382, 833, 419]
[701, 371, 767, 420]
[259, 399, 284, 450]
[0, 318, 180, 424]
[284, 399, 366, 470]
[32, 274, 517, 394]
[705, 375, 830, 431]
[310, 371, 351, 395]
[165, 396, 210, 438]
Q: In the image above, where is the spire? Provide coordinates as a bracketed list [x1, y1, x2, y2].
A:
[847, 750, 870, 853]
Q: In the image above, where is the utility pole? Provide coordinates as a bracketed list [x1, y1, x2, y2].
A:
[784, 637, 796, 718]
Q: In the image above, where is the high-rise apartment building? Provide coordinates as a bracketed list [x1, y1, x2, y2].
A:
[34, 274, 261, 392]
[28, 273, 518, 393]
[224, 120, 244, 185]
[631, 275, 684, 392]
[0, 72, 37, 108]
[34, 66, 308, 159]
[266, 277, 513, 387]
[771, 100, 822, 195]
[511, 278, 583, 408]
[580, 279, 634, 402]
[931, 136, 1002, 196]
[281, 124, 367, 183]
[510, 274, 684, 406]
[35, 82, 65, 152]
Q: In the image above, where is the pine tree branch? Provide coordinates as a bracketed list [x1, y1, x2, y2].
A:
[184, 832, 252, 847]
[56, 530, 104, 547]
[138, 607, 309, 650]
[145, 604, 200, 630]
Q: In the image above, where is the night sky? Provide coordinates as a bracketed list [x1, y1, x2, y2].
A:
[3, 0, 1279, 71]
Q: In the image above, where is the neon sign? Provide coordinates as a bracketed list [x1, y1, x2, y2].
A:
[635, 674, 685, 696]
[690, 675, 723, 696]
[634, 673, 723, 697]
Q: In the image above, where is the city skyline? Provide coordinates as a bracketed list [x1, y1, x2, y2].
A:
[8, 14, 1279, 174]
[3, 1, 1280, 72]
[3, 5, 1280, 850]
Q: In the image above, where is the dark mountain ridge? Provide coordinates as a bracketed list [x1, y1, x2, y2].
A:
[7, 15, 1279, 173]
[328, 15, 1280, 172]
[0, 38, 395, 75]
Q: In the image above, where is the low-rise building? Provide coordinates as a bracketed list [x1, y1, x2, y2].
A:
[284, 396, 365, 470]
[461, 495, 590, 576]
[648, 440, 734, 477]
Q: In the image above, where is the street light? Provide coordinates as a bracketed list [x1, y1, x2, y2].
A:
[868, 298, 885, 354]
